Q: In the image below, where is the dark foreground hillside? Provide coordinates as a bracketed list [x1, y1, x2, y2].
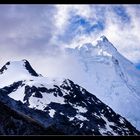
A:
[0, 101, 63, 135]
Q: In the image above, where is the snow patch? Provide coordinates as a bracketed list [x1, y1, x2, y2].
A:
[75, 114, 89, 121]
[28, 91, 65, 111]
[74, 106, 87, 113]
[80, 123, 83, 128]
[99, 114, 117, 135]
[119, 118, 125, 124]
[8, 87, 25, 103]
[49, 109, 56, 118]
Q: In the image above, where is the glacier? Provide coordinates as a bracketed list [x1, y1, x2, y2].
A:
[62, 36, 140, 130]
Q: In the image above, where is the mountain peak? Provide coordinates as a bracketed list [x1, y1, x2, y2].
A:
[0, 59, 40, 88]
[1, 70, 140, 135]
[68, 35, 118, 59]
[99, 35, 109, 42]
[95, 35, 117, 55]
[22, 59, 29, 63]
[22, 59, 39, 77]
[0, 59, 39, 77]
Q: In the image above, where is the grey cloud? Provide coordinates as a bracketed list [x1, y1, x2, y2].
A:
[0, 5, 58, 56]
[0, 5, 140, 75]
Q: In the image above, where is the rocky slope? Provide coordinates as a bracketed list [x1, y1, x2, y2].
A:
[0, 60, 139, 135]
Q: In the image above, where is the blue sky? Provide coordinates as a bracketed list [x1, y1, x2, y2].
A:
[136, 63, 140, 70]
[0, 4, 140, 72]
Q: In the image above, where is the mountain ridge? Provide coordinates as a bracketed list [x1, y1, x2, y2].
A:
[63, 36, 140, 130]
[0, 58, 139, 135]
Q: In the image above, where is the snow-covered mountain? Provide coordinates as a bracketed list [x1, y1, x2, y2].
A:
[62, 35, 140, 130]
[0, 60, 139, 135]
[0, 59, 40, 88]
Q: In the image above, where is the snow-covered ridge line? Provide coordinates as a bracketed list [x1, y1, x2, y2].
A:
[0, 59, 41, 88]
[0, 35, 140, 131]
[0, 76, 139, 135]
[63, 36, 140, 130]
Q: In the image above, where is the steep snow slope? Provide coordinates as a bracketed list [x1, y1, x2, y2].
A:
[0, 59, 40, 88]
[0, 60, 139, 135]
[63, 36, 140, 130]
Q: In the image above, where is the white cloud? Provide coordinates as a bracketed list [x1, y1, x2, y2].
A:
[0, 4, 140, 77]
[51, 5, 93, 47]
[56, 5, 140, 63]
[101, 5, 140, 63]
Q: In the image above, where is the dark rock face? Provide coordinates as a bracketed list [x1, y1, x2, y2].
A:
[0, 60, 140, 135]
[23, 59, 39, 77]
[1, 81, 23, 95]
[0, 59, 39, 76]
[0, 101, 64, 135]
[0, 61, 10, 74]
[0, 79, 140, 135]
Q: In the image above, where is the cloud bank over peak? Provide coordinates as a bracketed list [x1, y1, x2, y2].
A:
[54, 5, 140, 63]
[0, 4, 140, 75]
